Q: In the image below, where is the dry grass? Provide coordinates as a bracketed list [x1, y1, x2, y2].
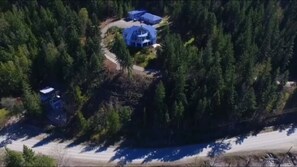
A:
[0, 108, 10, 127]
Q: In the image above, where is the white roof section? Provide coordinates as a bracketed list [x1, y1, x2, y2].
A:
[152, 43, 161, 48]
[40, 87, 55, 94]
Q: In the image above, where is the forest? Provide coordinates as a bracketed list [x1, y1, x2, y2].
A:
[0, 0, 297, 146]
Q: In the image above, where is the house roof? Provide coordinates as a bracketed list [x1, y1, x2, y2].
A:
[124, 26, 139, 42]
[123, 25, 157, 42]
[128, 10, 146, 15]
[140, 13, 162, 22]
[40, 87, 54, 94]
[142, 25, 156, 37]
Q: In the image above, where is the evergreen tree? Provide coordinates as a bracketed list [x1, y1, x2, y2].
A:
[107, 109, 121, 135]
[153, 81, 166, 127]
[112, 33, 133, 75]
[78, 8, 89, 36]
[22, 83, 42, 117]
[5, 148, 24, 167]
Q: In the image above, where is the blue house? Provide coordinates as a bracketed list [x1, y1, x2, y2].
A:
[39, 87, 67, 126]
[123, 25, 157, 47]
[140, 13, 162, 25]
[127, 10, 162, 25]
[128, 10, 146, 21]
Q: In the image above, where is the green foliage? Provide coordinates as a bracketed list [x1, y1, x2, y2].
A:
[0, 108, 10, 127]
[5, 145, 56, 167]
[0, 0, 104, 102]
[78, 8, 89, 36]
[119, 106, 132, 124]
[112, 33, 133, 75]
[107, 109, 121, 135]
[5, 148, 24, 167]
[73, 86, 87, 108]
[22, 145, 35, 166]
[30, 155, 56, 167]
[153, 81, 167, 127]
[0, 61, 22, 95]
[137, 0, 297, 135]
[1, 0, 297, 143]
[76, 111, 88, 135]
[22, 83, 42, 117]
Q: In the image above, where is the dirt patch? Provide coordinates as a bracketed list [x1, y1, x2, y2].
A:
[104, 58, 117, 72]
[186, 151, 297, 167]
[100, 18, 118, 29]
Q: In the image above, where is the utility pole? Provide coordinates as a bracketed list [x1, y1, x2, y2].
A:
[278, 146, 293, 167]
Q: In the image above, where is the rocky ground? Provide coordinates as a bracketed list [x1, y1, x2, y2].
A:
[185, 151, 297, 167]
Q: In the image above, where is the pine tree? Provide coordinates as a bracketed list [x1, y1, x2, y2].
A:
[22, 82, 42, 117]
[78, 8, 89, 36]
[153, 81, 166, 128]
[107, 109, 121, 135]
[112, 33, 133, 75]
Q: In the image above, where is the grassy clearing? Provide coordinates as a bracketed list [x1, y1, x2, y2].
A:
[104, 26, 122, 49]
[158, 15, 170, 28]
[0, 108, 10, 127]
[184, 37, 195, 47]
[0, 97, 24, 113]
[131, 47, 157, 68]
[0, 149, 5, 166]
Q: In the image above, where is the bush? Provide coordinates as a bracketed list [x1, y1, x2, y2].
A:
[0, 97, 24, 113]
[107, 110, 121, 135]
[22, 84, 42, 118]
[5, 149, 24, 167]
[5, 145, 56, 167]
[120, 106, 132, 124]
[76, 111, 88, 136]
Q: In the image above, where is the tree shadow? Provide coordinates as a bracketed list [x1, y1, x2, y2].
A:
[142, 143, 209, 163]
[286, 123, 297, 136]
[207, 141, 231, 158]
[95, 144, 108, 152]
[109, 136, 236, 165]
[271, 107, 297, 135]
[32, 133, 63, 148]
[80, 143, 98, 153]
[235, 134, 249, 145]
[109, 139, 230, 165]
[0, 121, 42, 148]
[273, 124, 290, 133]
[65, 137, 85, 148]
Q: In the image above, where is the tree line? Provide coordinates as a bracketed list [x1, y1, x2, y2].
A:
[1, 0, 297, 144]
[0, 0, 103, 117]
[133, 0, 297, 142]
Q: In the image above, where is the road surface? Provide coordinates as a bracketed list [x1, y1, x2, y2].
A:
[1, 123, 297, 166]
[101, 19, 160, 77]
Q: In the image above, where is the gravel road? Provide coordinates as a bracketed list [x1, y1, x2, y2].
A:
[1, 123, 297, 166]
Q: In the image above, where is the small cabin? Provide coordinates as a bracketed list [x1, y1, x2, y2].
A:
[39, 87, 55, 102]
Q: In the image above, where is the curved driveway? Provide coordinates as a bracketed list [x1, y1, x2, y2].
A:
[1, 123, 297, 166]
[101, 19, 159, 76]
